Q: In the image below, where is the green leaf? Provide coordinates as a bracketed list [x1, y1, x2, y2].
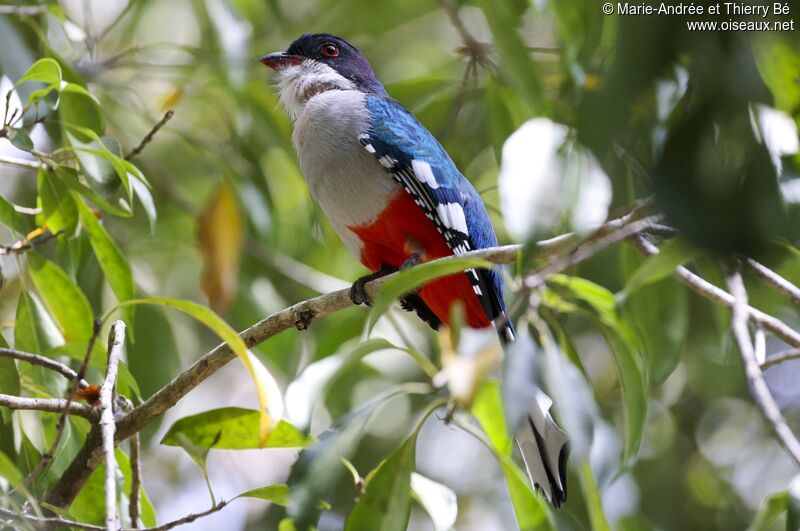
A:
[7, 126, 33, 151]
[38, 168, 78, 234]
[239, 484, 331, 510]
[110, 298, 275, 443]
[548, 275, 647, 462]
[0, 451, 40, 514]
[472, 381, 512, 455]
[368, 257, 493, 329]
[0, 195, 27, 233]
[579, 461, 611, 531]
[620, 237, 700, 298]
[18, 57, 62, 86]
[747, 490, 788, 531]
[60, 91, 104, 136]
[500, 458, 553, 531]
[61, 81, 99, 104]
[131, 173, 157, 232]
[161, 408, 311, 449]
[0, 332, 19, 413]
[345, 437, 416, 531]
[289, 400, 384, 527]
[472, 381, 553, 531]
[241, 484, 290, 505]
[27, 253, 93, 343]
[279, 518, 299, 531]
[15, 291, 64, 354]
[75, 197, 134, 304]
[56, 165, 133, 218]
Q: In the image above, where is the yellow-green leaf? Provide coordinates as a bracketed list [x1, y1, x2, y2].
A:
[75, 197, 133, 304]
[38, 169, 78, 235]
[27, 253, 93, 343]
[161, 408, 311, 449]
[18, 57, 62, 86]
[345, 437, 415, 531]
[198, 183, 244, 312]
[109, 297, 275, 443]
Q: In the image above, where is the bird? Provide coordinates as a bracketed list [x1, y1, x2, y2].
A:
[261, 33, 569, 506]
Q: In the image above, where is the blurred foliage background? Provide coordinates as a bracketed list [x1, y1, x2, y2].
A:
[1, 0, 800, 530]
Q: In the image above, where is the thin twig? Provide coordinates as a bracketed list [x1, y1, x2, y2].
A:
[0, 347, 88, 387]
[0, 500, 229, 530]
[725, 266, 800, 468]
[0, 229, 64, 256]
[12, 203, 41, 215]
[0, 394, 95, 417]
[523, 216, 661, 290]
[0, 153, 44, 170]
[761, 348, 800, 371]
[23, 319, 102, 486]
[129, 433, 142, 529]
[744, 258, 800, 309]
[125, 110, 175, 160]
[629, 234, 800, 348]
[101, 321, 126, 531]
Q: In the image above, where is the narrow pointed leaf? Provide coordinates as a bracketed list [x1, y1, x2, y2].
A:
[345, 437, 415, 531]
[27, 253, 93, 343]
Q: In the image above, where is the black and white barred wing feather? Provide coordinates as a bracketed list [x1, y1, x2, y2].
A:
[359, 95, 514, 342]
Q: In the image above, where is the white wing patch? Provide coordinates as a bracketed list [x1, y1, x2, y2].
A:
[436, 202, 468, 235]
[411, 159, 440, 189]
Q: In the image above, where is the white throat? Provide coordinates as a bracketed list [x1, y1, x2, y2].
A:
[274, 59, 357, 120]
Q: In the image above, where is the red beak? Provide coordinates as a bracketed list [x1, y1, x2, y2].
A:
[259, 52, 302, 70]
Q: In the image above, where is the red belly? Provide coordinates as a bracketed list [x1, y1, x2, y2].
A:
[348, 190, 491, 329]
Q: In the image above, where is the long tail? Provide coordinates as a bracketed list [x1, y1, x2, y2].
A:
[514, 390, 570, 506]
[498, 316, 570, 507]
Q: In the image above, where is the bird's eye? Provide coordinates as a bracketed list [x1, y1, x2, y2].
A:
[321, 44, 339, 57]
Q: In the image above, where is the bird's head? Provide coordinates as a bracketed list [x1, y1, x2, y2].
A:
[261, 33, 386, 119]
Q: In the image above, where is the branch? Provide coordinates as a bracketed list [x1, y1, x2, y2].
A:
[761, 348, 800, 371]
[629, 234, 800, 348]
[125, 110, 175, 160]
[43, 212, 795, 507]
[0, 229, 64, 256]
[0, 500, 228, 530]
[725, 267, 800, 468]
[744, 258, 800, 309]
[129, 433, 142, 529]
[0, 153, 43, 170]
[43, 212, 661, 507]
[101, 321, 126, 531]
[523, 216, 660, 290]
[0, 394, 95, 418]
[0, 347, 88, 387]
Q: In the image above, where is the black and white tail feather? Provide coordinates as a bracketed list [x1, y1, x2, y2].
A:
[515, 389, 570, 507]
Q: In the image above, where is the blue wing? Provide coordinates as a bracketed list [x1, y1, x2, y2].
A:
[360, 94, 514, 341]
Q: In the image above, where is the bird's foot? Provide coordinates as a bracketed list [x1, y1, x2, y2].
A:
[399, 253, 421, 271]
[350, 266, 393, 306]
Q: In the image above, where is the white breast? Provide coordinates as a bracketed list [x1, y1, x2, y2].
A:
[292, 90, 398, 257]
